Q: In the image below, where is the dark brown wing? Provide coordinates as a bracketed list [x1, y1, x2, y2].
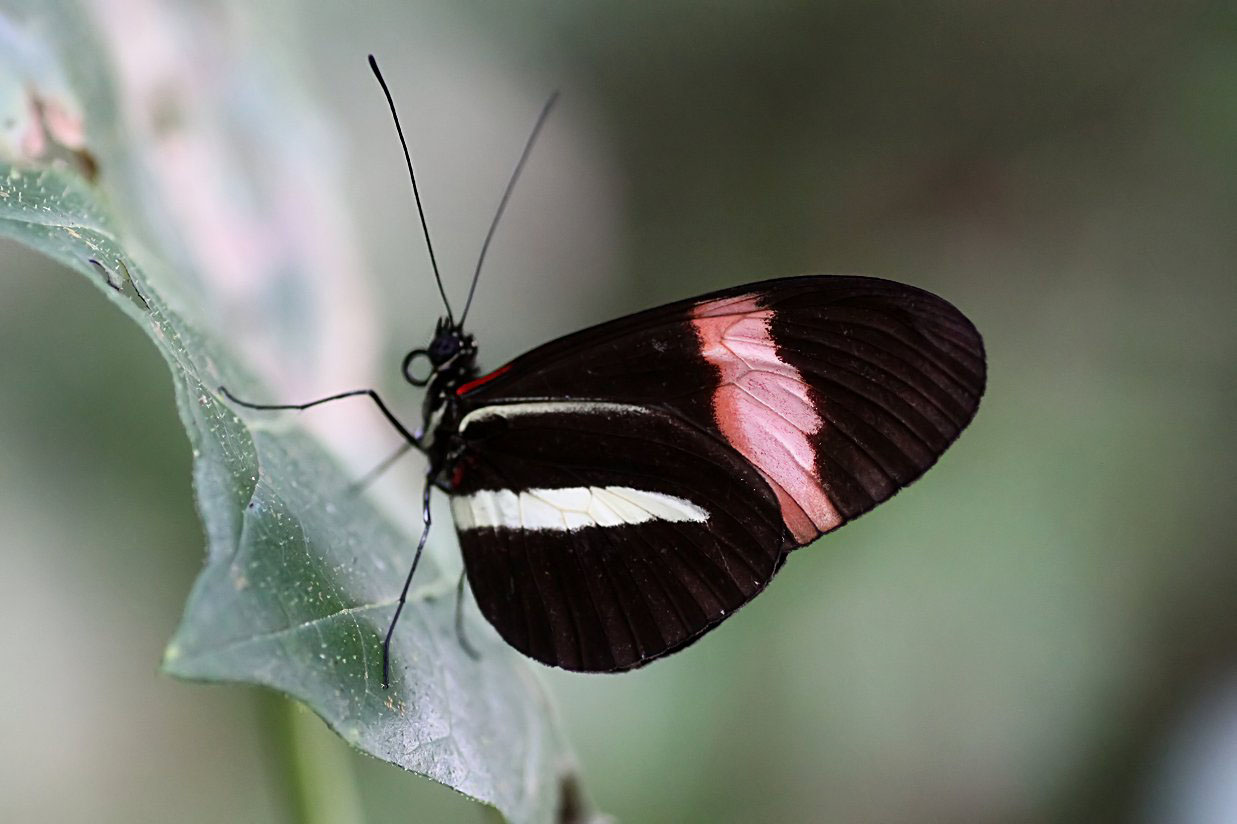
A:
[450, 275, 984, 671]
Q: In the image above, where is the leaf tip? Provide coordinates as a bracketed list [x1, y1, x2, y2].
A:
[161, 641, 183, 669]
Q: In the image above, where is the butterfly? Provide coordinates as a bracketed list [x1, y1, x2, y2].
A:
[223, 57, 986, 687]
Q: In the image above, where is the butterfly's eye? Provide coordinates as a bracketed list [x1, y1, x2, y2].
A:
[428, 333, 461, 365]
[401, 348, 433, 387]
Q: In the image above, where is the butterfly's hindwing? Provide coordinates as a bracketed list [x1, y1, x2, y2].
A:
[451, 402, 787, 672]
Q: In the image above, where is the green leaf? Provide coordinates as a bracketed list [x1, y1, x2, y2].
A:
[0, 7, 589, 823]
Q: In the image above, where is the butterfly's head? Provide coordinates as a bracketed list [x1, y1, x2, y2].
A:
[402, 317, 477, 388]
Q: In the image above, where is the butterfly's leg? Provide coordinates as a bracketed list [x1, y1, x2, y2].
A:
[116, 260, 151, 309]
[347, 442, 416, 495]
[219, 386, 424, 453]
[381, 471, 433, 688]
[453, 570, 480, 661]
[89, 259, 150, 310]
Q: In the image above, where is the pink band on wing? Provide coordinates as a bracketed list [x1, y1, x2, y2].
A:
[692, 296, 842, 544]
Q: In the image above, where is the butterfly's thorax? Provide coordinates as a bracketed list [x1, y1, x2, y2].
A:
[424, 398, 465, 488]
[418, 343, 478, 487]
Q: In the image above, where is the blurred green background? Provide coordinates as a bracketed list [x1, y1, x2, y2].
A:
[3, 1, 1235, 822]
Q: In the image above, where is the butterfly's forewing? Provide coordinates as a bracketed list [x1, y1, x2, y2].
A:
[450, 275, 985, 671]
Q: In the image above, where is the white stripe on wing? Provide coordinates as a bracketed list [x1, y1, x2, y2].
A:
[451, 486, 709, 531]
[458, 400, 651, 432]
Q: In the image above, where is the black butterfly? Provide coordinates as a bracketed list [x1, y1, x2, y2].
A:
[223, 57, 986, 687]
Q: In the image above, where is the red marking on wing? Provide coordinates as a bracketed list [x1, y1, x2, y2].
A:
[455, 364, 512, 397]
[692, 296, 842, 544]
[450, 461, 467, 490]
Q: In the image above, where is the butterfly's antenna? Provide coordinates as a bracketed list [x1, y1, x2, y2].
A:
[368, 54, 454, 324]
[458, 91, 560, 327]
